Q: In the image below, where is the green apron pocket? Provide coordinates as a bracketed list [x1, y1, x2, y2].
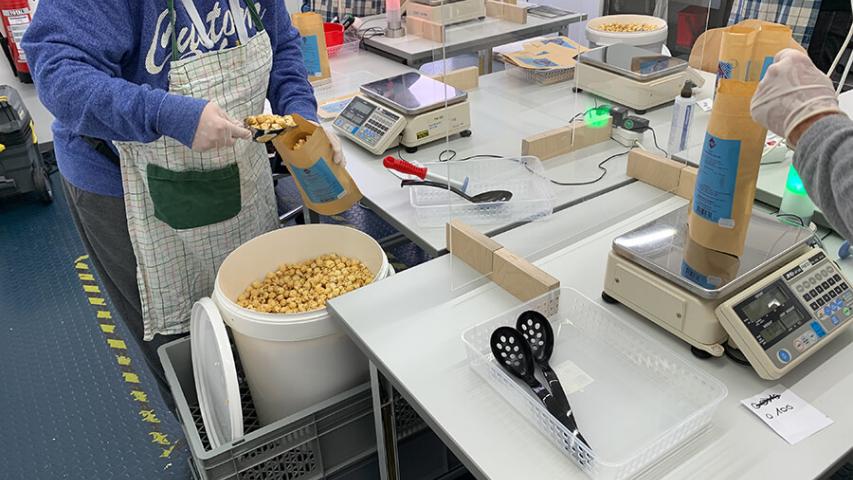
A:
[147, 163, 241, 230]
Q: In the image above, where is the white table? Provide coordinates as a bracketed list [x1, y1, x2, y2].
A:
[363, 12, 587, 72]
[328, 181, 853, 480]
[338, 69, 716, 255]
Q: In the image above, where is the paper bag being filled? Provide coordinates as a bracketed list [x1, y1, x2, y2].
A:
[681, 236, 741, 289]
[689, 20, 804, 74]
[689, 80, 766, 257]
[273, 114, 362, 216]
[291, 12, 331, 84]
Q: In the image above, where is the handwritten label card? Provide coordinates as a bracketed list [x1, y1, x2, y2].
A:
[741, 385, 833, 445]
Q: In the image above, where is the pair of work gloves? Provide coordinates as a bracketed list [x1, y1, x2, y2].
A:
[191, 103, 346, 166]
[751, 49, 846, 146]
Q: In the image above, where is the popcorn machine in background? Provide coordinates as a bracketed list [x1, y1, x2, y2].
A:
[0, 0, 34, 83]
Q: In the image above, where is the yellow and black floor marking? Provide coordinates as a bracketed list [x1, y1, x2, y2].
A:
[74, 255, 178, 464]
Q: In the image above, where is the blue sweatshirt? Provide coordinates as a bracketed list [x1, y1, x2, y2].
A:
[22, 0, 318, 198]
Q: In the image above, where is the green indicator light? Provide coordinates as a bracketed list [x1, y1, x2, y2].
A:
[785, 165, 807, 196]
[585, 105, 611, 128]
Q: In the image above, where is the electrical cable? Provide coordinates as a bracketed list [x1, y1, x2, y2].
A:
[775, 212, 806, 227]
[643, 126, 668, 157]
[547, 148, 631, 187]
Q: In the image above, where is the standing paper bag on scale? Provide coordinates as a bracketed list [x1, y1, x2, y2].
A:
[273, 114, 363, 216]
[689, 24, 792, 257]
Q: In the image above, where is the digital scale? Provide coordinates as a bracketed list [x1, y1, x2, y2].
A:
[407, 0, 485, 26]
[576, 44, 705, 114]
[333, 72, 472, 155]
[602, 205, 853, 380]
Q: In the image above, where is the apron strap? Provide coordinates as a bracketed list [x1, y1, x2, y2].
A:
[166, 0, 266, 62]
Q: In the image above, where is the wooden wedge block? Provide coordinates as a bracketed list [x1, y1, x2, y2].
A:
[446, 220, 502, 275]
[485, 0, 527, 23]
[677, 165, 698, 200]
[521, 119, 613, 161]
[491, 248, 560, 301]
[626, 148, 683, 193]
[430, 66, 479, 91]
[406, 15, 445, 42]
[625, 148, 699, 200]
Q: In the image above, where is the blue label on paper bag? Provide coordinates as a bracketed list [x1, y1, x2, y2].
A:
[291, 157, 346, 204]
[301, 35, 322, 76]
[681, 261, 721, 289]
[693, 133, 741, 226]
[760, 56, 773, 80]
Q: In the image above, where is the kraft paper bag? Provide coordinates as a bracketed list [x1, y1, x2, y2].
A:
[682, 236, 741, 289]
[689, 20, 804, 74]
[273, 114, 362, 216]
[689, 80, 766, 257]
[291, 12, 331, 84]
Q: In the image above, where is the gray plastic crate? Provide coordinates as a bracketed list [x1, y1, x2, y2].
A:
[159, 337, 377, 480]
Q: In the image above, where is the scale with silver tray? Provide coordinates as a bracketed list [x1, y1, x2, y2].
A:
[406, 0, 486, 26]
[575, 43, 705, 114]
[602, 205, 853, 380]
[333, 72, 472, 155]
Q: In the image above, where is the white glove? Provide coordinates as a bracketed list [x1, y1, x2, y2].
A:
[191, 102, 252, 152]
[315, 123, 346, 166]
[751, 49, 844, 141]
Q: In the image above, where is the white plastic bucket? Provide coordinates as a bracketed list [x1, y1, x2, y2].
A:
[586, 15, 669, 53]
[212, 224, 390, 425]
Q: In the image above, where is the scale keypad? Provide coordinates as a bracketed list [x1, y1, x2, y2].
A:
[770, 255, 853, 368]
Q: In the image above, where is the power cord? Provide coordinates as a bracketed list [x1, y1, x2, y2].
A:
[547, 145, 631, 187]
[643, 126, 668, 157]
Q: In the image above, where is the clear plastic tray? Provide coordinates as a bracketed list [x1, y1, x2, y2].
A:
[327, 30, 360, 58]
[505, 63, 576, 85]
[462, 289, 727, 480]
[409, 156, 555, 227]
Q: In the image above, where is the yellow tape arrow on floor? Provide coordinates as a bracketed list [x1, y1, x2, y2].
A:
[73, 255, 177, 462]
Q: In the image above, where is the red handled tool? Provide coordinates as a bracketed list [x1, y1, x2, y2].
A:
[383, 156, 469, 192]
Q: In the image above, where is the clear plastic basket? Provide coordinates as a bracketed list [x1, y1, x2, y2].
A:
[504, 63, 576, 85]
[408, 156, 555, 227]
[462, 288, 727, 480]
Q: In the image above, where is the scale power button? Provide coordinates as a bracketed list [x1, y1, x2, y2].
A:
[777, 349, 792, 364]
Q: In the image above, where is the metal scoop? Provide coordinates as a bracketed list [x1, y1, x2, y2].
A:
[401, 179, 512, 203]
[517, 311, 589, 449]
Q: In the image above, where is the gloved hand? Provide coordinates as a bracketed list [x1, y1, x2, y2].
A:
[192, 102, 252, 152]
[310, 122, 346, 166]
[751, 49, 844, 143]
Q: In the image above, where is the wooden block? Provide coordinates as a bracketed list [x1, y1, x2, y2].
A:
[405, 15, 445, 42]
[626, 148, 683, 193]
[677, 165, 698, 200]
[491, 248, 560, 302]
[501, 0, 517, 5]
[430, 66, 479, 91]
[521, 119, 613, 161]
[446, 220, 502, 275]
[485, 0, 527, 23]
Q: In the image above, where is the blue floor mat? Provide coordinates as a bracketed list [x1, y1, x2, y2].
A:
[0, 175, 190, 479]
[0, 173, 432, 480]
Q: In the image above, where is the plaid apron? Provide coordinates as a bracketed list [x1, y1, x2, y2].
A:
[115, 0, 278, 340]
[728, 0, 822, 48]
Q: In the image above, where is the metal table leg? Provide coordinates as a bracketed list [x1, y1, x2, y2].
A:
[304, 208, 321, 224]
[478, 48, 494, 74]
[370, 362, 401, 480]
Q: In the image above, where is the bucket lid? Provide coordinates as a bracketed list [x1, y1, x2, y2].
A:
[191, 297, 243, 449]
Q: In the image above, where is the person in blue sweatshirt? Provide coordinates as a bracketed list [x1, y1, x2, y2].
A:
[23, 0, 343, 407]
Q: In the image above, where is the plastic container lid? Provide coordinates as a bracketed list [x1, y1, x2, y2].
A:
[191, 298, 243, 448]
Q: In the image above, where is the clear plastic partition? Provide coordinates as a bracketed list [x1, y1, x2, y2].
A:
[387, 0, 718, 289]
[313, 0, 718, 289]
